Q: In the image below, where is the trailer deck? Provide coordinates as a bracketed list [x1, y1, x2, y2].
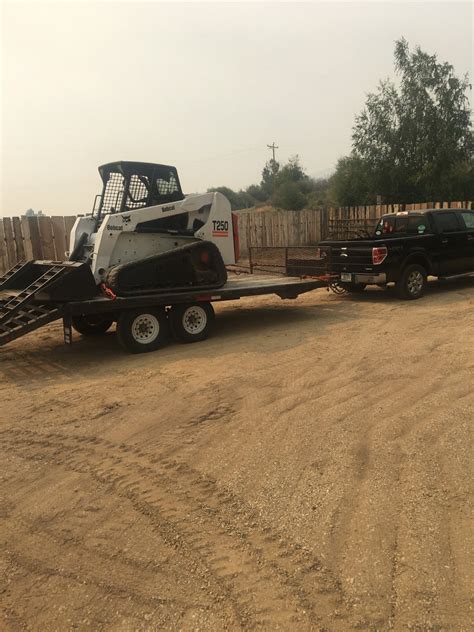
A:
[65, 275, 326, 316]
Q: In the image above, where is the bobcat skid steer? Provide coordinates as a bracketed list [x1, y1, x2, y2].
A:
[0, 161, 239, 344]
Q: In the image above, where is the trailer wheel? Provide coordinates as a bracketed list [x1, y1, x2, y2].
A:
[72, 314, 114, 336]
[170, 302, 215, 343]
[116, 308, 169, 353]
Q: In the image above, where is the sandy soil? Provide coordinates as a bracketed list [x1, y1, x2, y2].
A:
[0, 277, 473, 631]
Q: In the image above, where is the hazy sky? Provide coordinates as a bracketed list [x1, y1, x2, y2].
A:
[1, 1, 472, 216]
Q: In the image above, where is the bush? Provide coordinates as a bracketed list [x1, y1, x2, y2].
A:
[272, 181, 307, 211]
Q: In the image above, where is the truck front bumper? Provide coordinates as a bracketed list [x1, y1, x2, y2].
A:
[340, 272, 387, 285]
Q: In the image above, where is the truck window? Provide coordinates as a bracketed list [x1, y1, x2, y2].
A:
[375, 216, 395, 236]
[407, 216, 430, 234]
[394, 216, 409, 233]
[460, 211, 474, 229]
[433, 212, 460, 233]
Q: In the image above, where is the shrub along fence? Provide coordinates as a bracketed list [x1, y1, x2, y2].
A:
[0, 201, 472, 275]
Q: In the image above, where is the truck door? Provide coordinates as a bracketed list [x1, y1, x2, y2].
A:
[431, 212, 465, 275]
[459, 211, 474, 273]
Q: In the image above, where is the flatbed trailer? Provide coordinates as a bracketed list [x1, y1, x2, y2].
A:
[0, 272, 328, 354]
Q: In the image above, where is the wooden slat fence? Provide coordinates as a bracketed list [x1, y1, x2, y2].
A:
[237, 200, 472, 254]
[1, 201, 472, 273]
[0, 215, 77, 275]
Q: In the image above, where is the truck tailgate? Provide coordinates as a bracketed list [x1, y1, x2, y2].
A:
[327, 241, 375, 272]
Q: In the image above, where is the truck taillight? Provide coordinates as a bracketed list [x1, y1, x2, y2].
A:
[372, 246, 388, 265]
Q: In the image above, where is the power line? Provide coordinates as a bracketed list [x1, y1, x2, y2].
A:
[183, 144, 264, 165]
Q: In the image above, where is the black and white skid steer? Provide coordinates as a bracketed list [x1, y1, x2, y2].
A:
[0, 161, 239, 347]
[69, 161, 238, 294]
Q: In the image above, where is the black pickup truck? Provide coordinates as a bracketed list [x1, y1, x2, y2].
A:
[319, 208, 474, 299]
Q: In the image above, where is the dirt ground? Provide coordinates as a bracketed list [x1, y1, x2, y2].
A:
[0, 277, 473, 631]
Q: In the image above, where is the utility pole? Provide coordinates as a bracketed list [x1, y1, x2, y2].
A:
[267, 142, 278, 163]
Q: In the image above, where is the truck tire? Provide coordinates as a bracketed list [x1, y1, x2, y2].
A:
[116, 308, 169, 353]
[396, 264, 427, 300]
[169, 302, 215, 343]
[72, 314, 114, 335]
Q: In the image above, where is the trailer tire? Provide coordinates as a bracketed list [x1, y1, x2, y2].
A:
[72, 314, 114, 336]
[170, 302, 214, 343]
[116, 308, 169, 353]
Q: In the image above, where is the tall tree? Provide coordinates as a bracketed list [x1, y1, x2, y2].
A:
[340, 38, 473, 203]
[261, 158, 280, 197]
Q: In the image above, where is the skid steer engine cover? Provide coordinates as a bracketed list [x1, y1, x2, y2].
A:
[105, 241, 227, 296]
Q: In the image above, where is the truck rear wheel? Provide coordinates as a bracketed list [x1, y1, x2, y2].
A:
[116, 308, 169, 353]
[72, 314, 114, 336]
[169, 302, 215, 343]
[396, 264, 427, 300]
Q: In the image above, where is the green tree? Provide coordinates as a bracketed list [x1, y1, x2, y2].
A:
[275, 155, 307, 185]
[245, 183, 267, 203]
[306, 177, 332, 207]
[272, 181, 307, 211]
[271, 156, 310, 210]
[207, 186, 253, 210]
[329, 156, 374, 206]
[336, 38, 474, 204]
[260, 159, 280, 197]
[212, 155, 332, 211]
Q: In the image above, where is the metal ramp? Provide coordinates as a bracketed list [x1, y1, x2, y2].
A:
[0, 263, 66, 347]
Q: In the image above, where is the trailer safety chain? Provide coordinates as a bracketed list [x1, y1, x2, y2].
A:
[100, 283, 117, 300]
[297, 273, 339, 293]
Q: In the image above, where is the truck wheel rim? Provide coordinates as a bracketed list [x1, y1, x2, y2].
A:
[131, 314, 159, 344]
[182, 306, 207, 335]
[407, 271, 424, 294]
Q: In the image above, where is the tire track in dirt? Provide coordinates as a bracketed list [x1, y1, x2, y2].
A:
[3, 547, 185, 612]
[0, 428, 362, 630]
[255, 356, 472, 630]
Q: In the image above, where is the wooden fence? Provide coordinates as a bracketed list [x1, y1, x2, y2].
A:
[237, 208, 328, 254]
[237, 200, 472, 253]
[0, 215, 77, 275]
[0, 200, 472, 274]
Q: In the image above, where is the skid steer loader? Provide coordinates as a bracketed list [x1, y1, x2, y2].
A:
[0, 161, 239, 344]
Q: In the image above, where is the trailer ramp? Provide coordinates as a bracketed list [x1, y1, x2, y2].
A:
[0, 262, 71, 347]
